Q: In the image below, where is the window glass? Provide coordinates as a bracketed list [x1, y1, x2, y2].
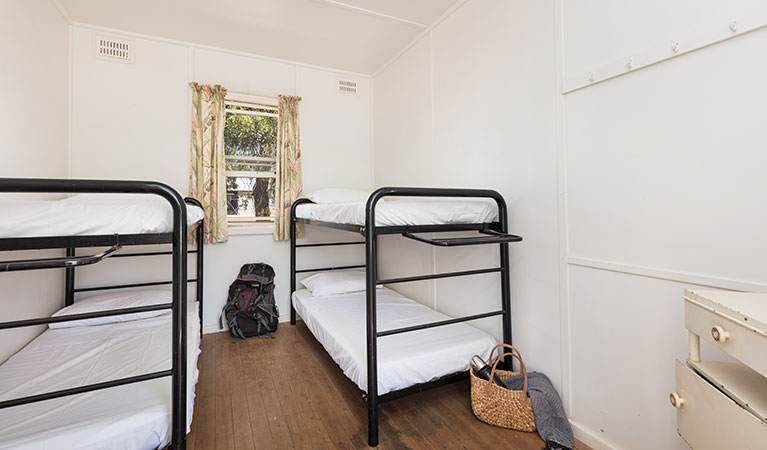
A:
[224, 102, 278, 221]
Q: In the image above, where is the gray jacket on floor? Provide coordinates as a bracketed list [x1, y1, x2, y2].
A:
[504, 372, 573, 450]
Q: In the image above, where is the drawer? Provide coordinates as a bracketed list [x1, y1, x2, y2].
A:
[673, 360, 767, 450]
[685, 299, 767, 378]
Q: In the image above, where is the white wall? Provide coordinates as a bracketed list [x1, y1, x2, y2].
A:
[0, 0, 69, 180]
[559, 1, 767, 449]
[69, 25, 372, 333]
[374, 0, 561, 392]
[0, 0, 70, 362]
[373, 37, 436, 303]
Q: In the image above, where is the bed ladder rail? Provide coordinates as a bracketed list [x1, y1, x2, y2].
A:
[401, 229, 522, 247]
[376, 309, 505, 337]
[0, 243, 122, 272]
[0, 369, 172, 409]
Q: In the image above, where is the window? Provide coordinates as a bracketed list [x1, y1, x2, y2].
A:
[224, 98, 278, 222]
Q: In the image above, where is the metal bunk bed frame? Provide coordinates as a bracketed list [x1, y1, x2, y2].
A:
[289, 186, 523, 447]
[0, 178, 204, 450]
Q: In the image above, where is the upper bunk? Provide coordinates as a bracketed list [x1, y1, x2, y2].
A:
[0, 178, 204, 251]
[291, 186, 523, 245]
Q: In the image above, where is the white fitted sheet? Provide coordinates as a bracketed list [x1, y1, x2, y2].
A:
[0, 305, 201, 450]
[0, 194, 204, 238]
[295, 198, 497, 227]
[293, 288, 497, 395]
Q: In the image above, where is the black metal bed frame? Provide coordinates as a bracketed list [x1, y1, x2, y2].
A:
[0, 178, 205, 450]
[289, 187, 522, 447]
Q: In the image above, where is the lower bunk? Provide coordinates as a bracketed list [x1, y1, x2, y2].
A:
[292, 286, 497, 396]
[0, 293, 201, 450]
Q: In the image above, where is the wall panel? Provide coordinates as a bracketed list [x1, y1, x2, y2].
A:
[0, 0, 70, 362]
[69, 25, 373, 332]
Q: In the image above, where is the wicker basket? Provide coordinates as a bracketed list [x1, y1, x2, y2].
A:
[470, 344, 536, 432]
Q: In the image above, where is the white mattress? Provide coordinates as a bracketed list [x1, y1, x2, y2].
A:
[0, 305, 201, 450]
[295, 198, 497, 227]
[293, 288, 497, 395]
[0, 194, 204, 238]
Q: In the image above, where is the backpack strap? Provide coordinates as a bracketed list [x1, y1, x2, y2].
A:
[228, 316, 247, 341]
[220, 286, 244, 329]
[257, 315, 275, 339]
[245, 292, 265, 315]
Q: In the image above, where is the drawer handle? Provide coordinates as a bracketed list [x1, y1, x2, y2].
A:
[711, 326, 729, 343]
[670, 392, 685, 409]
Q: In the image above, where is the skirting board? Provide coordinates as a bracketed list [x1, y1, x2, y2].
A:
[203, 325, 223, 335]
[571, 420, 624, 450]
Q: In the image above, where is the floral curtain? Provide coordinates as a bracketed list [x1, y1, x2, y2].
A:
[189, 83, 229, 243]
[273, 95, 303, 241]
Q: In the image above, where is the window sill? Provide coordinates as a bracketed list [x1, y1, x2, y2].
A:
[228, 222, 274, 236]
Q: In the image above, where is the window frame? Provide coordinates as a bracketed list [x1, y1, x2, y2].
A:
[223, 93, 279, 224]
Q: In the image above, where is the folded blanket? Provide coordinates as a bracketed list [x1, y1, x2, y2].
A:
[504, 372, 573, 450]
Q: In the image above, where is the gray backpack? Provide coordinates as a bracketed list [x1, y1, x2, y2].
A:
[220, 263, 278, 340]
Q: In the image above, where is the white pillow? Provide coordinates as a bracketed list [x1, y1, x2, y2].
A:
[301, 270, 381, 297]
[49, 289, 173, 329]
[306, 188, 370, 204]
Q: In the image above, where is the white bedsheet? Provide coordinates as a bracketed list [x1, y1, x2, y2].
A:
[0, 194, 204, 238]
[0, 305, 201, 450]
[293, 288, 497, 395]
[295, 198, 497, 227]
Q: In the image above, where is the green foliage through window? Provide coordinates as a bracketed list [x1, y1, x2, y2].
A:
[224, 102, 278, 219]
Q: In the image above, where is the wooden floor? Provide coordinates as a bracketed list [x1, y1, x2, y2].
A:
[186, 323, 590, 450]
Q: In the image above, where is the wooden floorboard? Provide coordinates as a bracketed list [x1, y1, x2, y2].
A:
[248, 334, 295, 450]
[229, 337, 256, 450]
[188, 332, 217, 450]
[188, 323, 592, 450]
[214, 333, 235, 450]
[236, 341, 276, 450]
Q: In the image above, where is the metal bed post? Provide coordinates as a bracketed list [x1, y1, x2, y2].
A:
[496, 195, 513, 363]
[196, 219, 204, 337]
[64, 248, 75, 306]
[167, 189, 188, 450]
[290, 198, 312, 325]
[365, 191, 383, 448]
[185, 197, 205, 338]
[290, 207, 297, 325]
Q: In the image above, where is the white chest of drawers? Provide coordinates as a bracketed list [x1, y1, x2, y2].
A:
[672, 289, 767, 449]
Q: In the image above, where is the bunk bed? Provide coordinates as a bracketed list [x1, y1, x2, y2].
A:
[290, 187, 522, 447]
[0, 178, 204, 450]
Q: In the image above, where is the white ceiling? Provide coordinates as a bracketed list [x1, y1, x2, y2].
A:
[58, 0, 460, 74]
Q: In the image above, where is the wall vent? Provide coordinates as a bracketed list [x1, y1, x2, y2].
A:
[338, 80, 358, 94]
[95, 36, 132, 61]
